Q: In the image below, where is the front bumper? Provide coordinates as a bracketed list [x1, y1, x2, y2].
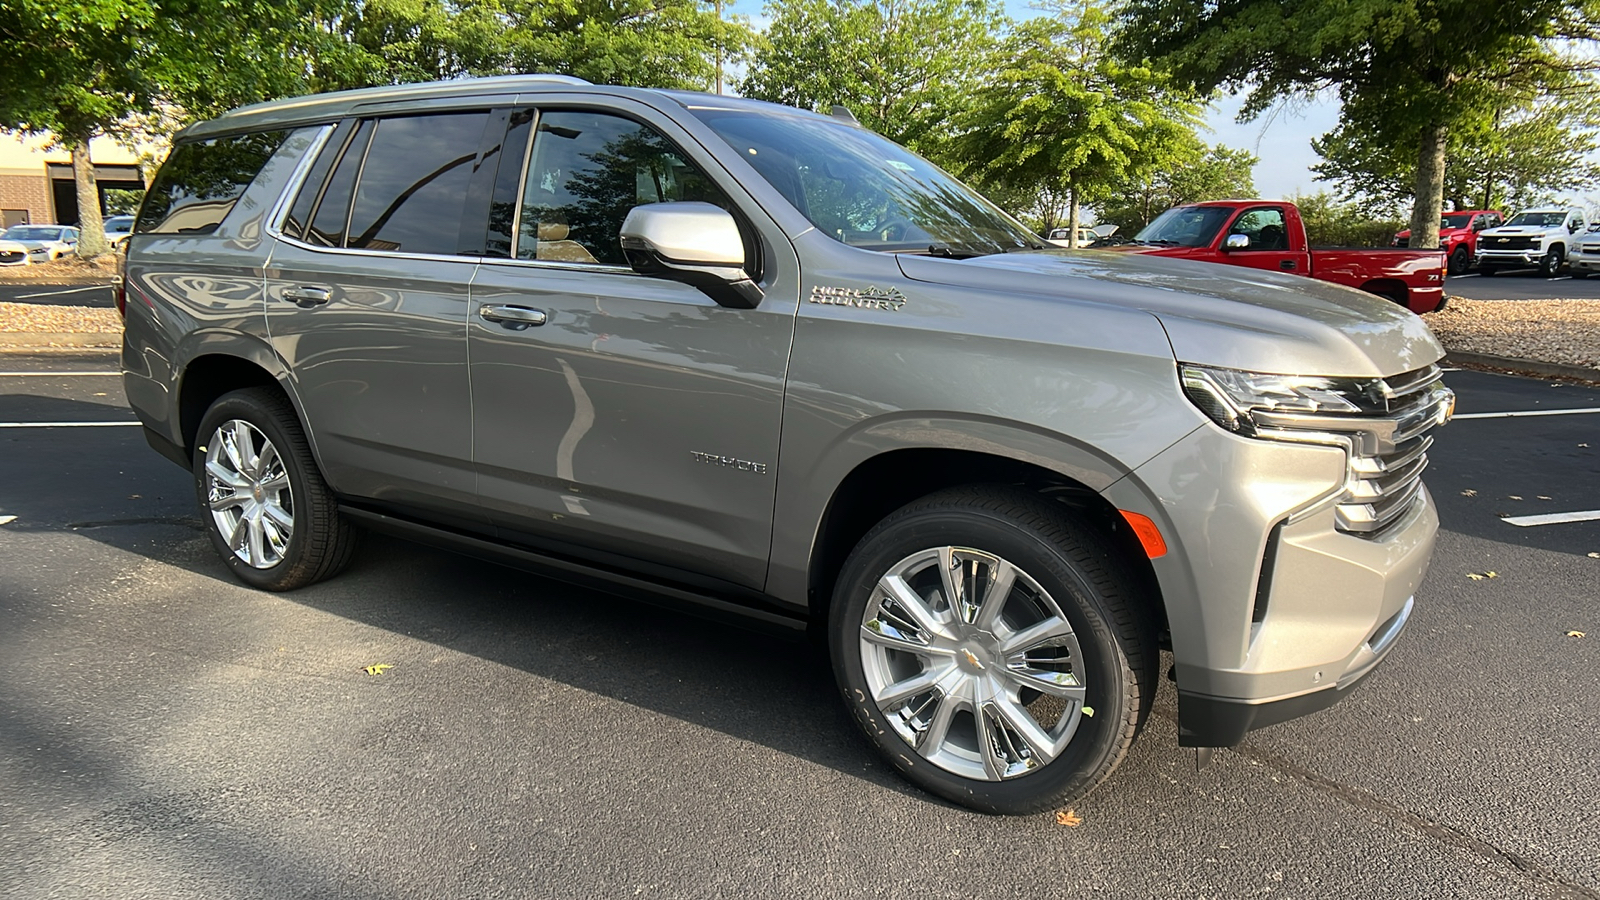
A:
[1477, 249, 1543, 266]
[1103, 415, 1439, 747]
[1571, 254, 1600, 273]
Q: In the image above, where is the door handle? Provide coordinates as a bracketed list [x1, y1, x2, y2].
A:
[480, 305, 547, 328]
[1279, 259, 1296, 271]
[281, 286, 332, 307]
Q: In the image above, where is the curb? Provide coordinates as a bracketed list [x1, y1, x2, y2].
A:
[1445, 351, 1600, 385]
[0, 332, 120, 350]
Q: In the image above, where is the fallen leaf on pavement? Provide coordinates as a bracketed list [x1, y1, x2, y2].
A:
[1460, 489, 1478, 497]
[1056, 809, 1083, 827]
[1467, 571, 1499, 581]
[363, 664, 392, 676]
[1509, 495, 1524, 501]
[1588, 552, 1600, 559]
[1568, 631, 1586, 638]
[0, 515, 16, 526]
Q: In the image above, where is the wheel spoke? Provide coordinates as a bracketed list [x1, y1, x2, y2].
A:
[246, 513, 266, 568]
[988, 692, 1058, 766]
[918, 686, 961, 753]
[206, 460, 249, 489]
[1000, 615, 1074, 655]
[937, 547, 969, 622]
[973, 558, 1018, 633]
[1004, 666, 1087, 701]
[860, 621, 955, 656]
[878, 574, 951, 642]
[262, 499, 294, 531]
[258, 473, 290, 493]
[974, 700, 1005, 780]
[254, 439, 278, 481]
[875, 666, 948, 708]
[227, 513, 249, 555]
[209, 489, 248, 512]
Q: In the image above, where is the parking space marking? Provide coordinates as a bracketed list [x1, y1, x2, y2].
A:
[1502, 509, 1600, 527]
[13, 285, 110, 300]
[1453, 407, 1600, 420]
[0, 371, 121, 377]
[0, 421, 139, 428]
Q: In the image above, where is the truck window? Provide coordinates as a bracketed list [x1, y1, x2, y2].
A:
[514, 111, 733, 266]
[1134, 206, 1232, 248]
[1228, 208, 1289, 250]
[137, 130, 289, 235]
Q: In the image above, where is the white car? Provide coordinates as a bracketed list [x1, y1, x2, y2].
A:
[0, 224, 79, 266]
[104, 215, 136, 247]
[1475, 208, 1586, 277]
[1046, 223, 1117, 247]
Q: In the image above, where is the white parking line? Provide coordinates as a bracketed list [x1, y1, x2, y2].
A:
[12, 285, 110, 300]
[1453, 407, 1600, 420]
[0, 421, 138, 428]
[0, 371, 121, 377]
[1503, 510, 1600, 527]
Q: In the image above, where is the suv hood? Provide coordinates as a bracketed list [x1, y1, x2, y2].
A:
[1481, 225, 1563, 236]
[897, 250, 1443, 378]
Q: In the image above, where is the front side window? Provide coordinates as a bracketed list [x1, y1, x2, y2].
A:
[1228, 208, 1289, 250]
[515, 111, 733, 266]
[1442, 213, 1473, 229]
[137, 130, 288, 235]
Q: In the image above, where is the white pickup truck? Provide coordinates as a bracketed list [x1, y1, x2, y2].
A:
[1475, 207, 1587, 276]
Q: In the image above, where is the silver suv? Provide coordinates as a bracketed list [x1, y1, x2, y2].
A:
[121, 75, 1453, 815]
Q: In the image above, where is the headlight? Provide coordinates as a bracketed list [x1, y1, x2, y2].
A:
[1180, 365, 1364, 436]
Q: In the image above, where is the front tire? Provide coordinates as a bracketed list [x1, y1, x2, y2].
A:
[1448, 245, 1470, 275]
[1540, 246, 1564, 277]
[829, 487, 1156, 815]
[194, 387, 357, 591]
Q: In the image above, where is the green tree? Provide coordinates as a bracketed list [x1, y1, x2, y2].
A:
[1095, 139, 1257, 235]
[1312, 95, 1600, 214]
[1117, 0, 1600, 250]
[494, 0, 754, 90]
[0, 0, 320, 256]
[958, 0, 1202, 245]
[1289, 190, 1405, 247]
[739, 0, 1004, 159]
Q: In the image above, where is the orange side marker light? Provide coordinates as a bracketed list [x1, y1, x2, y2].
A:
[1118, 510, 1168, 558]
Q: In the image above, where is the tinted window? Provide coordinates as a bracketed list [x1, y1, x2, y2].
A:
[485, 110, 535, 259]
[346, 112, 489, 255]
[307, 120, 373, 248]
[283, 122, 351, 241]
[1228, 208, 1289, 250]
[517, 111, 732, 265]
[137, 131, 287, 235]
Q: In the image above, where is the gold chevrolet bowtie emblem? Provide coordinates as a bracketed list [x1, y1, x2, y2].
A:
[962, 649, 984, 670]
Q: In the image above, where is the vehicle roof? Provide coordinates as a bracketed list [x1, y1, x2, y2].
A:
[178, 76, 832, 142]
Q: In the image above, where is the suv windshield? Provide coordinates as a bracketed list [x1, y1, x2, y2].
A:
[1505, 212, 1567, 227]
[688, 108, 1040, 257]
[1132, 206, 1233, 247]
[4, 226, 63, 241]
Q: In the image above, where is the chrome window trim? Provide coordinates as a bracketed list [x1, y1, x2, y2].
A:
[476, 255, 637, 277]
[266, 124, 337, 236]
[508, 109, 540, 261]
[344, 120, 378, 249]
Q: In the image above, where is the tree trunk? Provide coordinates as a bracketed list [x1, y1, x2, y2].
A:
[1067, 179, 1081, 249]
[1408, 121, 1448, 249]
[71, 141, 108, 259]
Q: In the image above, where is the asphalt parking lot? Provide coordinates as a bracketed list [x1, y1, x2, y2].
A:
[1, 351, 1596, 899]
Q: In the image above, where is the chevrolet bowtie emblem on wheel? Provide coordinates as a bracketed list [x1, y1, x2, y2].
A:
[961, 648, 985, 670]
[809, 284, 908, 311]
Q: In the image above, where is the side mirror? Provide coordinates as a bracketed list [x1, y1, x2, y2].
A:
[619, 202, 762, 309]
[1223, 233, 1250, 251]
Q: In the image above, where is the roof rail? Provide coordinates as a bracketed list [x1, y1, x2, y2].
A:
[521, 74, 591, 85]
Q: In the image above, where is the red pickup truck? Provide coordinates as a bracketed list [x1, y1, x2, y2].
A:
[1392, 209, 1504, 274]
[1105, 200, 1447, 313]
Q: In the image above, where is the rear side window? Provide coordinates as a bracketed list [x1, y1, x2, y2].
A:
[347, 112, 490, 255]
[136, 131, 288, 235]
[306, 120, 374, 248]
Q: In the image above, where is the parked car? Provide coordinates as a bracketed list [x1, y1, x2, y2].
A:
[1102, 200, 1447, 312]
[1046, 223, 1117, 247]
[104, 215, 136, 247]
[121, 76, 1452, 815]
[1391, 209, 1503, 275]
[0, 224, 79, 265]
[1566, 223, 1600, 278]
[1474, 207, 1587, 276]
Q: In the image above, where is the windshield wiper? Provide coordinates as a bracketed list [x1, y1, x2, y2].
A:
[924, 243, 991, 259]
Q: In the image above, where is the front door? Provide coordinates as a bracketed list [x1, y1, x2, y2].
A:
[467, 106, 797, 590]
[1222, 205, 1310, 276]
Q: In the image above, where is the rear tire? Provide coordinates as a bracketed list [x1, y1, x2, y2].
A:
[829, 486, 1157, 815]
[194, 387, 358, 591]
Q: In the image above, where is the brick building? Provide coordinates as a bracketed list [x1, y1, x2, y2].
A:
[0, 131, 155, 228]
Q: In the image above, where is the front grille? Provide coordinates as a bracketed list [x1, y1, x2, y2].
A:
[0, 250, 23, 263]
[1393, 237, 1410, 247]
[1484, 235, 1538, 251]
[1333, 365, 1452, 535]
[1581, 243, 1600, 256]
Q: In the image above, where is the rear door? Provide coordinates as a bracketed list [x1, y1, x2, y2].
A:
[466, 101, 799, 591]
[265, 110, 504, 523]
[1219, 205, 1311, 275]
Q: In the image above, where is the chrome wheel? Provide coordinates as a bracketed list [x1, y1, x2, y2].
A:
[204, 419, 293, 569]
[859, 546, 1088, 782]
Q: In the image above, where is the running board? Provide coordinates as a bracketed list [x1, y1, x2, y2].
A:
[339, 506, 808, 637]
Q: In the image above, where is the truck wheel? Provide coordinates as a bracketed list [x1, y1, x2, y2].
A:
[1540, 247, 1563, 277]
[829, 486, 1156, 815]
[1448, 245, 1469, 275]
[194, 387, 358, 591]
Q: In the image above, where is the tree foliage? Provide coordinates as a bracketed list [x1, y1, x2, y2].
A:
[1116, 0, 1600, 248]
[1289, 191, 1405, 247]
[1095, 140, 1257, 235]
[738, 0, 1003, 159]
[957, 0, 1202, 244]
[1312, 95, 1600, 214]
